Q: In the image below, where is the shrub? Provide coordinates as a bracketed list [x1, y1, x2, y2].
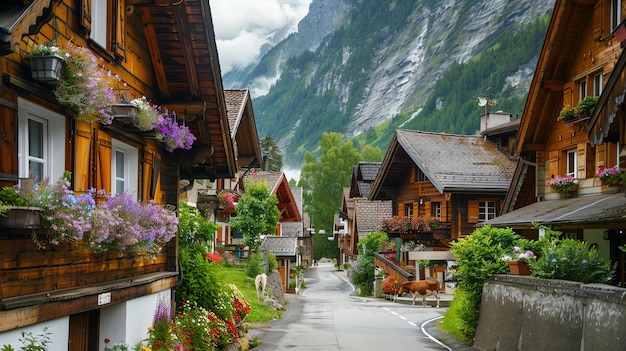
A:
[268, 252, 278, 271]
[245, 253, 265, 278]
[446, 226, 518, 342]
[531, 238, 614, 283]
[350, 231, 389, 296]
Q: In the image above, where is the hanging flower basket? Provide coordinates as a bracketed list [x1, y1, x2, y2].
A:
[26, 54, 64, 84]
[108, 103, 139, 119]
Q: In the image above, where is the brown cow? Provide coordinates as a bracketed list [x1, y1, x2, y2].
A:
[395, 280, 440, 307]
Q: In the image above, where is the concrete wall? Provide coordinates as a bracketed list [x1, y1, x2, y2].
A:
[473, 275, 626, 351]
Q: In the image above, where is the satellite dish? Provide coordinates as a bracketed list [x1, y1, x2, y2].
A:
[477, 97, 487, 106]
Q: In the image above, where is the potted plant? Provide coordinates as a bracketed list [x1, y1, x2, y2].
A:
[501, 246, 537, 275]
[547, 175, 577, 193]
[155, 112, 196, 152]
[573, 96, 599, 118]
[0, 185, 41, 228]
[25, 42, 66, 85]
[597, 165, 624, 186]
[557, 104, 575, 121]
[54, 42, 117, 124]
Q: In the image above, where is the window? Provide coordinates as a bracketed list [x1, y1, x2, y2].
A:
[18, 98, 65, 182]
[612, 0, 622, 31]
[111, 139, 138, 197]
[593, 73, 603, 96]
[414, 166, 426, 182]
[91, 0, 109, 49]
[566, 149, 577, 177]
[431, 202, 441, 219]
[579, 79, 586, 100]
[405, 203, 414, 218]
[478, 201, 496, 221]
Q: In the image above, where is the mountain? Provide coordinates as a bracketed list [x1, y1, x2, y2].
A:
[233, 0, 556, 167]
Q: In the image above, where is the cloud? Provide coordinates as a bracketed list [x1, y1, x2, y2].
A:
[210, 0, 312, 73]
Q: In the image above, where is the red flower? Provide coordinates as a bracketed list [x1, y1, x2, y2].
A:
[104, 338, 111, 344]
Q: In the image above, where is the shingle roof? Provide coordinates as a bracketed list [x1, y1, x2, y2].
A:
[483, 193, 626, 227]
[246, 172, 282, 193]
[224, 89, 247, 138]
[396, 129, 516, 192]
[358, 162, 381, 181]
[355, 199, 392, 237]
[260, 236, 298, 257]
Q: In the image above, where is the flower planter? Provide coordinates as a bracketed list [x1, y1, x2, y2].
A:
[26, 54, 64, 84]
[109, 104, 139, 119]
[507, 260, 530, 276]
[0, 207, 42, 228]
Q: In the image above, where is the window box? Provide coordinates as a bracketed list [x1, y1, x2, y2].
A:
[108, 103, 139, 119]
[0, 207, 42, 229]
[25, 54, 64, 85]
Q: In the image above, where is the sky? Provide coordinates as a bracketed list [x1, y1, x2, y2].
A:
[210, 0, 313, 74]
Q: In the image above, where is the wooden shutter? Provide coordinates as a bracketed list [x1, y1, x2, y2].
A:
[80, 0, 92, 35]
[607, 142, 618, 169]
[577, 143, 587, 179]
[441, 202, 448, 222]
[113, 0, 126, 58]
[73, 120, 93, 192]
[0, 87, 17, 187]
[468, 200, 479, 223]
[142, 149, 153, 201]
[548, 150, 559, 178]
[95, 129, 112, 193]
[424, 201, 431, 218]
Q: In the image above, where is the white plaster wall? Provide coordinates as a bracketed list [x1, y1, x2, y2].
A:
[0, 318, 69, 351]
[100, 302, 128, 349]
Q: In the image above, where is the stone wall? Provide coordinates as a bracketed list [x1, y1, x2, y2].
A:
[473, 275, 626, 351]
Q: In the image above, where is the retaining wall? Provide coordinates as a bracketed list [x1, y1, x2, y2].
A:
[473, 275, 626, 351]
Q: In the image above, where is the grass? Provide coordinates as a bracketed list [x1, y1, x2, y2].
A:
[212, 264, 283, 322]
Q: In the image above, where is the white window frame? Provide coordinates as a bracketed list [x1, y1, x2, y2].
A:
[579, 79, 587, 100]
[566, 149, 577, 178]
[593, 72, 603, 96]
[111, 139, 138, 198]
[478, 201, 496, 222]
[405, 203, 414, 218]
[431, 202, 441, 219]
[17, 98, 65, 182]
[91, 0, 109, 49]
[612, 0, 622, 31]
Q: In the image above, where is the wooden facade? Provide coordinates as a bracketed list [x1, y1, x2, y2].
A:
[369, 129, 516, 243]
[0, 0, 240, 347]
[487, 0, 626, 286]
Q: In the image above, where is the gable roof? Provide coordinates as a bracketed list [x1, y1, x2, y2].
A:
[260, 236, 298, 257]
[370, 129, 516, 199]
[350, 162, 381, 198]
[224, 89, 263, 170]
[137, 0, 237, 180]
[513, 0, 595, 156]
[244, 171, 302, 222]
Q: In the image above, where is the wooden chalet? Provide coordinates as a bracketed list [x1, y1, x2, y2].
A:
[0, 0, 239, 348]
[369, 129, 517, 242]
[337, 162, 392, 261]
[243, 172, 303, 291]
[484, 0, 626, 286]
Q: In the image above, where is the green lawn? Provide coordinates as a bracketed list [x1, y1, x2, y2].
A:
[212, 264, 283, 322]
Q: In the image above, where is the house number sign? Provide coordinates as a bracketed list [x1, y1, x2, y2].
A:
[98, 292, 112, 306]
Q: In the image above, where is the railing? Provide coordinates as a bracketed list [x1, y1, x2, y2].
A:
[373, 252, 414, 284]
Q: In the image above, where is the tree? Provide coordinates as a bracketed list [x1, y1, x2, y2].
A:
[229, 180, 280, 251]
[299, 132, 361, 233]
[360, 144, 383, 162]
[260, 136, 283, 171]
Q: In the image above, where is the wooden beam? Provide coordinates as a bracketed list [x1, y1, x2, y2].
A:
[0, 274, 177, 332]
[542, 79, 564, 91]
[174, 6, 201, 98]
[140, 8, 169, 98]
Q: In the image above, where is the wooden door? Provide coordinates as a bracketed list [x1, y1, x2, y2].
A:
[68, 310, 100, 351]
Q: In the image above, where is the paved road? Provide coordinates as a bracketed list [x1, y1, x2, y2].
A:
[248, 262, 452, 351]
